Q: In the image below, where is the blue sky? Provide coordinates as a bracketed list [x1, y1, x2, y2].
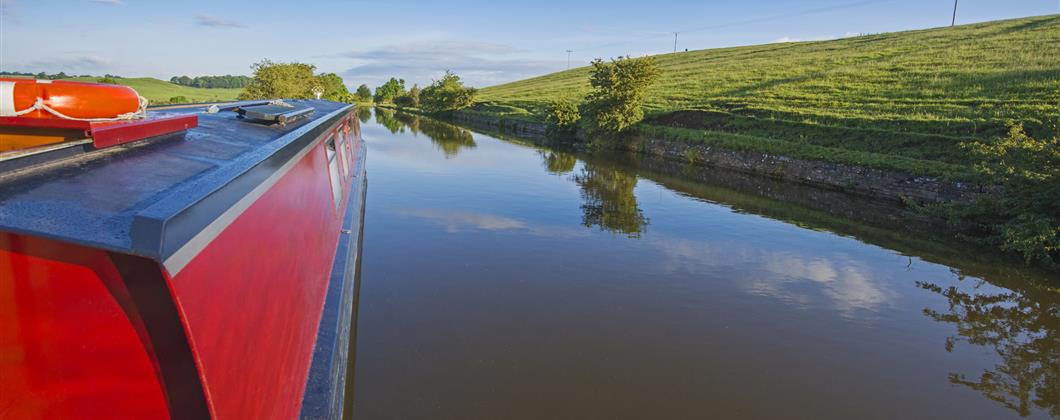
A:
[1, 0, 1056, 89]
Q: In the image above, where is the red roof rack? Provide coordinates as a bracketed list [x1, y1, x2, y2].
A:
[0, 114, 198, 149]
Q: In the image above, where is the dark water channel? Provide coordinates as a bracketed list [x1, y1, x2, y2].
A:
[351, 108, 1059, 419]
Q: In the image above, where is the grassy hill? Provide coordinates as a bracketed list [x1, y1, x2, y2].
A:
[472, 15, 1060, 178]
[64, 77, 243, 105]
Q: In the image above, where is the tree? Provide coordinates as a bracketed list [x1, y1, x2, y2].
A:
[239, 59, 318, 100]
[315, 73, 353, 102]
[374, 78, 406, 103]
[354, 84, 373, 103]
[419, 71, 476, 113]
[582, 56, 660, 136]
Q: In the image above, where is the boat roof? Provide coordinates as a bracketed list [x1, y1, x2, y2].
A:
[0, 99, 353, 263]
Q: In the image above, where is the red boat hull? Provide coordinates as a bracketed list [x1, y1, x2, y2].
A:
[0, 105, 366, 419]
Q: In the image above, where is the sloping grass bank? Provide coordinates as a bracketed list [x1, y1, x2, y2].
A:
[471, 15, 1059, 178]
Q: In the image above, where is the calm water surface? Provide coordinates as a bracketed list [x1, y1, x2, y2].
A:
[351, 109, 1059, 419]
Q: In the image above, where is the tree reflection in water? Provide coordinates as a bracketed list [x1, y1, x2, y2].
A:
[356, 106, 371, 124]
[917, 280, 1060, 417]
[573, 162, 648, 238]
[371, 109, 478, 158]
[540, 151, 577, 175]
[374, 108, 404, 134]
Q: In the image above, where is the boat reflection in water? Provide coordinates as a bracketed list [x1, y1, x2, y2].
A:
[353, 109, 1058, 419]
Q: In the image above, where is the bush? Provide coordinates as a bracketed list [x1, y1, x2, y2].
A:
[582, 56, 660, 136]
[420, 71, 476, 113]
[168, 96, 190, 104]
[544, 100, 581, 138]
[940, 124, 1060, 267]
[98, 77, 119, 84]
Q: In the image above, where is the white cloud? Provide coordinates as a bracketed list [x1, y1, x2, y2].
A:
[340, 41, 561, 88]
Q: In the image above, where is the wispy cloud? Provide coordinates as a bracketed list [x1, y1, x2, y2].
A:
[25, 56, 115, 72]
[90, 0, 124, 5]
[194, 13, 245, 28]
[340, 41, 561, 88]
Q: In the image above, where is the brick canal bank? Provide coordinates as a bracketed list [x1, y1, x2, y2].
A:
[408, 108, 989, 205]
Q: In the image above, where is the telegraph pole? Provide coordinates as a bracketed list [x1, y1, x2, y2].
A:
[673, 32, 679, 53]
[951, 0, 958, 26]
[566, 50, 573, 69]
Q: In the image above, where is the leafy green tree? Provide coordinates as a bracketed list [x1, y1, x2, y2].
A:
[354, 84, 373, 103]
[582, 56, 660, 136]
[239, 59, 318, 100]
[374, 78, 406, 103]
[419, 71, 476, 113]
[315, 73, 353, 102]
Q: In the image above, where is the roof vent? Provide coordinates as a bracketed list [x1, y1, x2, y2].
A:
[235, 102, 314, 126]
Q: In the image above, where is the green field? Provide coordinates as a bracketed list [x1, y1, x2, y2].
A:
[473, 15, 1060, 179]
[64, 77, 243, 105]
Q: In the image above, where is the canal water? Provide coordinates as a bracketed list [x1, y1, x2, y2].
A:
[351, 109, 1059, 419]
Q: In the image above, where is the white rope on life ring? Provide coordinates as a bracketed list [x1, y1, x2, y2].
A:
[0, 81, 148, 122]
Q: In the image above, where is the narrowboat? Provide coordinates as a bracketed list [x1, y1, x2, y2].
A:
[0, 79, 367, 419]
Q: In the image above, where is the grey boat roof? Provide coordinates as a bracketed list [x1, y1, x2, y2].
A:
[0, 99, 354, 262]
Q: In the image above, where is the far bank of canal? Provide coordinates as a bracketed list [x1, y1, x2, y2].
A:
[351, 108, 1059, 419]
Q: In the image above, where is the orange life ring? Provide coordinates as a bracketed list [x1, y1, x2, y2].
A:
[0, 78, 143, 121]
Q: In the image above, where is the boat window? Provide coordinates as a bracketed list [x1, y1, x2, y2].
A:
[337, 130, 349, 178]
[343, 122, 354, 165]
[325, 136, 343, 211]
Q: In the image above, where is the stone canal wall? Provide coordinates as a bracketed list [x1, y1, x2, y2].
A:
[439, 109, 988, 204]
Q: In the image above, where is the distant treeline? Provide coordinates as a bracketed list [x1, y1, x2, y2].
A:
[0, 71, 122, 79]
[169, 75, 251, 89]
